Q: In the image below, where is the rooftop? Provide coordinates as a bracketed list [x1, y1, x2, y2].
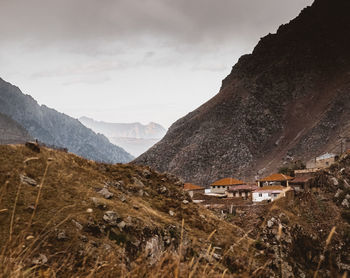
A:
[259, 173, 294, 182]
[211, 177, 245, 186]
[184, 183, 204, 191]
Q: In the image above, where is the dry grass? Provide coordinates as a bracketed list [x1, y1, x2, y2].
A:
[0, 144, 348, 277]
[0, 145, 256, 277]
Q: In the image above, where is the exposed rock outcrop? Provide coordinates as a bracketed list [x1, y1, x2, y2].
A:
[135, 0, 350, 185]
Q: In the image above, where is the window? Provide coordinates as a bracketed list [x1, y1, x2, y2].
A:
[268, 193, 271, 197]
[259, 193, 262, 197]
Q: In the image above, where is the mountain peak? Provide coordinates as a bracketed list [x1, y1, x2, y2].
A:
[134, 0, 350, 185]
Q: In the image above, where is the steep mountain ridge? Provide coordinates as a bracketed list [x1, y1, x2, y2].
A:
[135, 0, 350, 185]
[0, 78, 133, 163]
[0, 112, 32, 144]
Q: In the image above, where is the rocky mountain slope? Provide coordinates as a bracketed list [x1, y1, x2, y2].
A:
[135, 0, 350, 186]
[0, 78, 133, 163]
[0, 112, 32, 144]
[0, 144, 349, 277]
[80, 116, 166, 156]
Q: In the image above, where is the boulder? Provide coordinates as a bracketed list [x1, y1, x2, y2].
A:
[97, 187, 114, 199]
[20, 175, 37, 186]
[103, 211, 121, 226]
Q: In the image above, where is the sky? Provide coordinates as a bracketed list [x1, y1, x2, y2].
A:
[0, 0, 313, 128]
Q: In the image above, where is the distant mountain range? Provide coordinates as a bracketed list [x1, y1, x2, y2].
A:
[79, 117, 166, 157]
[0, 78, 133, 163]
[135, 0, 350, 185]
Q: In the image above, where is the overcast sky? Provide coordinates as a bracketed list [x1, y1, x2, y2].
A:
[0, 0, 313, 128]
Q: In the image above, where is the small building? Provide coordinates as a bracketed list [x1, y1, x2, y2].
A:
[183, 183, 205, 198]
[211, 178, 245, 195]
[306, 153, 339, 169]
[252, 186, 294, 202]
[257, 173, 294, 187]
[289, 173, 314, 192]
[226, 184, 258, 199]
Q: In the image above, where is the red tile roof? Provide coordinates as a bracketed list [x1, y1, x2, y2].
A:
[211, 178, 245, 186]
[259, 173, 294, 182]
[289, 174, 313, 184]
[184, 183, 204, 191]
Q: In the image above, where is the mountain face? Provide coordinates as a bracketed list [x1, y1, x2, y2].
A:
[0, 78, 133, 163]
[79, 116, 166, 156]
[135, 0, 350, 186]
[0, 112, 32, 144]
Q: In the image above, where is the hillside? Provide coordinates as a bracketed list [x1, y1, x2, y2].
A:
[79, 117, 166, 156]
[134, 0, 350, 186]
[0, 78, 133, 163]
[0, 144, 349, 277]
[0, 112, 32, 144]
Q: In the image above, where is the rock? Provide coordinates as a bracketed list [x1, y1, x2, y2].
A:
[341, 198, 349, 208]
[72, 219, 83, 230]
[103, 244, 112, 251]
[20, 175, 37, 186]
[267, 220, 274, 228]
[138, 189, 144, 197]
[32, 254, 48, 265]
[119, 195, 126, 202]
[142, 169, 152, 178]
[169, 210, 175, 216]
[330, 177, 339, 186]
[117, 221, 126, 230]
[335, 189, 343, 198]
[91, 197, 108, 209]
[86, 208, 93, 213]
[103, 211, 121, 226]
[281, 262, 294, 278]
[57, 230, 68, 240]
[97, 187, 114, 199]
[344, 179, 350, 189]
[159, 186, 167, 194]
[182, 200, 189, 204]
[145, 235, 163, 263]
[132, 177, 144, 188]
[346, 194, 350, 200]
[174, 181, 184, 187]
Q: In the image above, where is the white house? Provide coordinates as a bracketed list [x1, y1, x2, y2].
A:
[252, 186, 293, 202]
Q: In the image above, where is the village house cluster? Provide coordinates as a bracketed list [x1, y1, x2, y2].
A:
[183, 152, 339, 206]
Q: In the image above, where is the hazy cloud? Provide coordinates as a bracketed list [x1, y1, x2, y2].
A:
[0, 0, 312, 48]
[0, 0, 314, 127]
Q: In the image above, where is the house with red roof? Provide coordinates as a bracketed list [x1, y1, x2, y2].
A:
[210, 178, 245, 195]
[226, 184, 258, 199]
[257, 173, 294, 187]
[183, 183, 205, 198]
